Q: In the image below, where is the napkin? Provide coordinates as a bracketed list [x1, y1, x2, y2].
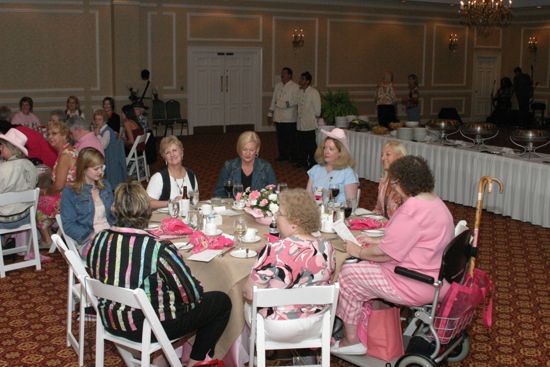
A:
[150, 218, 193, 237]
[190, 231, 234, 254]
[244, 207, 264, 218]
[348, 217, 386, 230]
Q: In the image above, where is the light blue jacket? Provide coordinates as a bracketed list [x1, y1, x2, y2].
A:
[214, 157, 277, 197]
[60, 182, 115, 244]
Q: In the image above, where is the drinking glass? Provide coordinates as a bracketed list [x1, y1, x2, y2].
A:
[322, 188, 330, 207]
[277, 182, 288, 192]
[344, 199, 355, 219]
[329, 183, 340, 202]
[232, 183, 244, 200]
[190, 191, 200, 207]
[168, 200, 180, 218]
[223, 179, 233, 199]
[188, 209, 199, 229]
[233, 216, 247, 247]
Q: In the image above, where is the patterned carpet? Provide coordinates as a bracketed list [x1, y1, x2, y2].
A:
[0, 131, 549, 367]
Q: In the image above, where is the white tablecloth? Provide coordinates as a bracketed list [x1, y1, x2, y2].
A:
[318, 128, 550, 228]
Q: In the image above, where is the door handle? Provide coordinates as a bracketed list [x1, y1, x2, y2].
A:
[226, 75, 229, 92]
[220, 76, 223, 93]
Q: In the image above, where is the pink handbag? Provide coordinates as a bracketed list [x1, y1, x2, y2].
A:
[434, 268, 494, 343]
[357, 303, 404, 361]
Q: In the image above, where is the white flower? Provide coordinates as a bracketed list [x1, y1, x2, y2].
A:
[251, 200, 257, 206]
[269, 203, 279, 214]
[268, 193, 278, 202]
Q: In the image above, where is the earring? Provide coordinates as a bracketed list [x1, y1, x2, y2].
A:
[165, 160, 168, 165]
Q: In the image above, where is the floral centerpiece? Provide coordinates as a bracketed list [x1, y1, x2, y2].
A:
[236, 185, 279, 224]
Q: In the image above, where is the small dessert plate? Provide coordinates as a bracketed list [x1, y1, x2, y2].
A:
[230, 248, 258, 258]
[205, 229, 223, 237]
[241, 236, 261, 244]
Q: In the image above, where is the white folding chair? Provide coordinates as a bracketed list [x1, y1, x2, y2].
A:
[0, 188, 41, 278]
[85, 278, 184, 367]
[51, 234, 91, 367]
[126, 133, 150, 182]
[55, 214, 82, 256]
[249, 284, 340, 367]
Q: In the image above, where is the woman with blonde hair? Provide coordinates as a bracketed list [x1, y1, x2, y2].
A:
[373, 140, 407, 218]
[60, 147, 115, 257]
[36, 120, 78, 248]
[88, 181, 231, 367]
[306, 128, 358, 205]
[214, 131, 277, 197]
[243, 188, 335, 324]
[147, 135, 198, 209]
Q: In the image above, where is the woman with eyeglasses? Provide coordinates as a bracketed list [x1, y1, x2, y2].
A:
[331, 156, 454, 355]
[373, 140, 407, 219]
[60, 147, 115, 258]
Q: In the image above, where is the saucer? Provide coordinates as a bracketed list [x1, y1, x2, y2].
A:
[173, 241, 193, 250]
[320, 228, 335, 234]
[230, 248, 258, 258]
[157, 207, 170, 213]
[146, 224, 159, 230]
[241, 235, 261, 244]
[363, 229, 385, 238]
[364, 214, 386, 221]
[232, 203, 245, 211]
[205, 229, 223, 237]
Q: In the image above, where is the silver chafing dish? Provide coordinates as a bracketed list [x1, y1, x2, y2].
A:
[459, 122, 499, 149]
[426, 119, 461, 143]
[510, 129, 550, 159]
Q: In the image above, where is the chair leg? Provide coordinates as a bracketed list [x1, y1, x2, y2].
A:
[30, 225, 41, 271]
[321, 314, 331, 367]
[256, 319, 266, 367]
[95, 320, 105, 367]
[78, 292, 86, 367]
[67, 273, 75, 348]
[0, 240, 5, 278]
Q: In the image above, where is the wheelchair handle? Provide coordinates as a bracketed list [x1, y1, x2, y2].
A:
[395, 266, 435, 285]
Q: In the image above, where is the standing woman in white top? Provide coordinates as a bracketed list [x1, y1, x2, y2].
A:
[297, 71, 321, 169]
[146, 136, 198, 209]
[267, 67, 300, 162]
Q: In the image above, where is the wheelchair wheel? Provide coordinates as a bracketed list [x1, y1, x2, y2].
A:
[395, 353, 438, 367]
[446, 335, 470, 363]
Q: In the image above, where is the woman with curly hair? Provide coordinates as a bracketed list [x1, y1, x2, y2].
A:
[243, 189, 335, 334]
[331, 156, 454, 355]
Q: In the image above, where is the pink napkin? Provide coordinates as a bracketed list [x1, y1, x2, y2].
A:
[244, 207, 264, 218]
[349, 217, 386, 230]
[190, 231, 234, 254]
[150, 218, 193, 237]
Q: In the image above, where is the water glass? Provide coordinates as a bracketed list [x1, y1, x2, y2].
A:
[190, 191, 200, 207]
[187, 209, 199, 229]
[223, 179, 233, 198]
[277, 182, 288, 192]
[232, 183, 244, 199]
[168, 200, 180, 218]
[233, 216, 247, 247]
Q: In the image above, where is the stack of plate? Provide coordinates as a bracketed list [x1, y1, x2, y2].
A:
[335, 116, 348, 128]
[396, 127, 414, 140]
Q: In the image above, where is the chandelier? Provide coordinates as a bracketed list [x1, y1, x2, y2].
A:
[459, 0, 512, 30]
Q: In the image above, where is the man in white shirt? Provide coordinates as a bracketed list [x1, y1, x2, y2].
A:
[297, 71, 321, 169]
[268, 67, 300, 162]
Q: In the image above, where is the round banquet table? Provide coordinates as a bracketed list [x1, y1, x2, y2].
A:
[150, 203, 350, 363]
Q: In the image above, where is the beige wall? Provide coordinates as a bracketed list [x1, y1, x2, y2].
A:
[0, 1, 549, 128]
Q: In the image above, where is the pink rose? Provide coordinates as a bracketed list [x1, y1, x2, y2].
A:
[249, 191, 261, 200]
[235, 192, 242, 201]
[260, 198, 268, 206]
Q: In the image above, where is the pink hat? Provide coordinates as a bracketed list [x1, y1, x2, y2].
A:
[321, 128, 350, 153]
[0, 128, 29, 156]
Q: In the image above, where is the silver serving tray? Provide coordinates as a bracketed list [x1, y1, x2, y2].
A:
[460, 122, 498, 137]
[511, 129, 550, 143]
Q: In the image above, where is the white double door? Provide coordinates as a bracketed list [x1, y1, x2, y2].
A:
[188, 47, 262, 133]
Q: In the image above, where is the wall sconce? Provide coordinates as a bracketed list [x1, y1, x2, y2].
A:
[291, 28, 305, 50]
[528, 36, 538, 53]
[448, 33, 459, 52]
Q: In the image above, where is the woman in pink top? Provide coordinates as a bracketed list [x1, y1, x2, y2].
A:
[11, 96, 41, 131]
[331, 156, 454, 355]
[372, 140, 407, 219]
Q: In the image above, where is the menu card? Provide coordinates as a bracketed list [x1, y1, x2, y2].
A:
[332, 220, 360, 246]
[188, 249, 223, 262]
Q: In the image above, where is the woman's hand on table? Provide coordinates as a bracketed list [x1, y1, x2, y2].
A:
[356, 233, 382, 245]
[344, 240, 363, 258]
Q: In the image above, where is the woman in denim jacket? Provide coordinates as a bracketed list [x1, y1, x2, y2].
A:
[214, 131, 277, 197]
[60, 147, 115, 258]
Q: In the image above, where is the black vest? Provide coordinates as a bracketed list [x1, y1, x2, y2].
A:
[159, 167, 196, 201]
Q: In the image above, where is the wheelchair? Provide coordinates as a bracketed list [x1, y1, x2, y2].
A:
[333, 229, 474, 367]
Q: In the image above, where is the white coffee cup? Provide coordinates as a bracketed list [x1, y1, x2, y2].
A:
[200, 204, 213, 215]
[204, 222, 217, 236]
[244, 228, 258, 242]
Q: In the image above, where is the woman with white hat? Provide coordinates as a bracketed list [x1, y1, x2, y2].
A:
[0, 129, 38, 229]
[306, 128, 359, 205]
